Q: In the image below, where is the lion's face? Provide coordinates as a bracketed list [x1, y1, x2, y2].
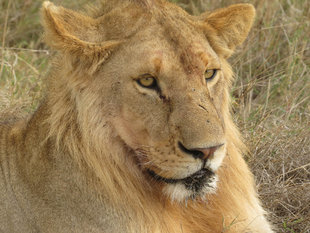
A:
[42, 1, 255, 201]
[102, 16, 227, 201]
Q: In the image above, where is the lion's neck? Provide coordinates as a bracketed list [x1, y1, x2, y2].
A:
[6, 101, 131, 231]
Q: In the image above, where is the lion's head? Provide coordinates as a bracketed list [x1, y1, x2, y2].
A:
[42, 0, 255, 202]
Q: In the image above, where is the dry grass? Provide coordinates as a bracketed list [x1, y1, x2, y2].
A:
[1, 0, 309, 232]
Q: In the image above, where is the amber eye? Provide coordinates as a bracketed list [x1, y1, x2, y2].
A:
[205, 69, 218, 81]
[136, 74, 157, 89]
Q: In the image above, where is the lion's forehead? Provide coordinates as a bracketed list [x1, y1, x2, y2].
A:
[135, 42, 220, 82]
[106, 2, 221, 77]
[133, 27, 218, 70]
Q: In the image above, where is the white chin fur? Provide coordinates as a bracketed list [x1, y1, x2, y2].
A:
[162, 175, 218, 202]
[163, 183, 192, 202]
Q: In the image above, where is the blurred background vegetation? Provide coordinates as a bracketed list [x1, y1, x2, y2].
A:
[1, 0, 309, 232]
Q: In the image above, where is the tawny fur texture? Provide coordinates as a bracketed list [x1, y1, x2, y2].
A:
[0, 0, 274, 232]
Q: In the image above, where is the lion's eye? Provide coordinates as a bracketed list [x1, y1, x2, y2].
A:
[136, 74, 157, 89]
[205, 69, 218, 81]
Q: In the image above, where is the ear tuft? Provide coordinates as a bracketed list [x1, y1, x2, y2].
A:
[42, 1, 52, 9]
[41, 1, 123, 72]
[203, 4, 256, 57]
[41, 1, 85, 53]
[42, 1, 57, 12]
[41, 1, 121, 59]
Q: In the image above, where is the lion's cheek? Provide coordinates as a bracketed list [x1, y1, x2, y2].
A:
[112, 115, 150, 149]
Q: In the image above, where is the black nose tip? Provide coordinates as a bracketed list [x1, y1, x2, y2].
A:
[178, 142, 223, 160]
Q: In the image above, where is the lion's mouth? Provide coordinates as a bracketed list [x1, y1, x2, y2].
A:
[148, 168, 215, 193]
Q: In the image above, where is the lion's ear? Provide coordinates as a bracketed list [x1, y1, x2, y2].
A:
[41, 1, 120, 57]
[202, 4, 255, 58]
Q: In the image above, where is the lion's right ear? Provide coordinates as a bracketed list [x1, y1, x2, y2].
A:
[41, 1, 121, 58]
[201, 4, 256, 58]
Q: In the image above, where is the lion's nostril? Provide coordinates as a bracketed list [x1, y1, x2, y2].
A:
[178, 142, 204, 159]
[178, 142, 223, 160]
[199, 146, 218, 160]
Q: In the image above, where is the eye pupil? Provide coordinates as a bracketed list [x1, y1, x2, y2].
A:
[137, 74, 157, 89]
[205, 69, 217, 81]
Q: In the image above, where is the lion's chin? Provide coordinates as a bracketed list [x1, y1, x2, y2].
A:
[148, 169, 218, 202]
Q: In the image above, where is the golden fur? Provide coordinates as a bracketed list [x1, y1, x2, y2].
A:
[0, 0, 274, 232]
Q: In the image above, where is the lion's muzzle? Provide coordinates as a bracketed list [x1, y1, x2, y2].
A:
[178, 142, 224, 160]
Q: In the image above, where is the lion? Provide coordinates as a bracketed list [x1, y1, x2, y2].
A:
[0, 0, 274, 232]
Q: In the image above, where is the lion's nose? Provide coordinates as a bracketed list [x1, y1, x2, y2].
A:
[178, 142, 224, 160]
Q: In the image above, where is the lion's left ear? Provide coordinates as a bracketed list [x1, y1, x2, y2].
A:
[202, 4, 256, 58]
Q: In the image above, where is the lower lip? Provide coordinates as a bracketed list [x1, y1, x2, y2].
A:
[147, 168, 212, 184]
